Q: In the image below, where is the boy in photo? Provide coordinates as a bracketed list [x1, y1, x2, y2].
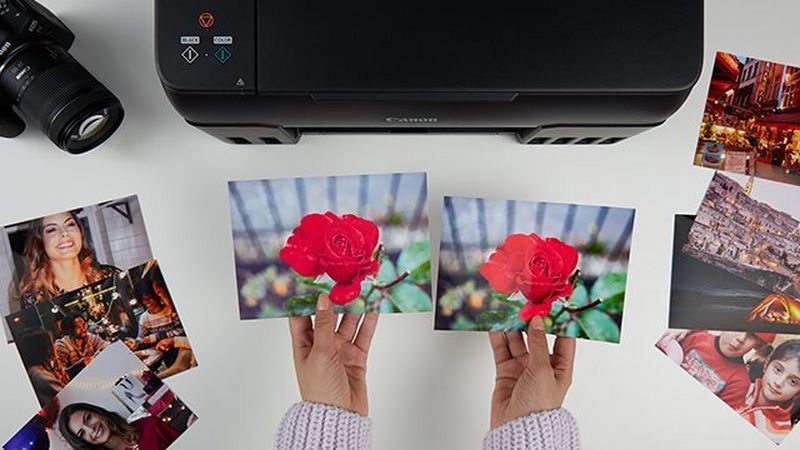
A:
[657, 330, 775, 408]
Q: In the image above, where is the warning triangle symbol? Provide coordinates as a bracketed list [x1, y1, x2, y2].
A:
[236, 78, 245, 87]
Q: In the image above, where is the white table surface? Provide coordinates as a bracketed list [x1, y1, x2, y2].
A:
[1, 1, 798, 449]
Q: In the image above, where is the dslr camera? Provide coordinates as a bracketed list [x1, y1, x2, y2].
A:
[0, 0, 123, 153]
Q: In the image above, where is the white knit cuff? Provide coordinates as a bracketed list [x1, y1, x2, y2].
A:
[274, 401, 372, 450]
[483, 408, 581, 450]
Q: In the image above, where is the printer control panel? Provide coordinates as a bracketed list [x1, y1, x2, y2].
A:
[156, 0, 255, 92]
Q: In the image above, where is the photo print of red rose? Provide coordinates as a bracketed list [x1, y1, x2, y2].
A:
[228, 173, 432, 319]
[435, 197, 635, 343]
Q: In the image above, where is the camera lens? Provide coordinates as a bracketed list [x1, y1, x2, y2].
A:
[0, 43, 124, 154]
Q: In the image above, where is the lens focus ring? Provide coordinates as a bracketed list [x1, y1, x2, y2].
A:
[18, 61, 97, 132]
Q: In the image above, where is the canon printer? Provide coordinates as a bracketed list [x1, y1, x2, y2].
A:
[155, 1, 703, 145]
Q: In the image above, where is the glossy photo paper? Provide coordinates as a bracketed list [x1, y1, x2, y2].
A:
[694, 52, 800, 186]
[0, 195, 152, 341]
[671, 215, 800, 334]
[435, 196, 634, 343]
[657, 329, 800, 445]
[3, 342, 197, 450]
[684, 172, 800, 299]
[6, 260, 197, 405]
[229, 173, 432, 319]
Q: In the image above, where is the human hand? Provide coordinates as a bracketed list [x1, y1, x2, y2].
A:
[488, 316, 576, 429]
[156, 338, 174, 352]
[655, 329, 689, 352]
[288, 294, 379, 416]
[124, 338, 138, 350]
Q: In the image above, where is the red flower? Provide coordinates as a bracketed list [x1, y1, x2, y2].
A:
[280, 212, 380, 305]
[479, 233, 579, 321]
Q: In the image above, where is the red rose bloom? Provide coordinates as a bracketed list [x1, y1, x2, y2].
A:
[479, 233, 579, 321]
[280, 212, 380, 305]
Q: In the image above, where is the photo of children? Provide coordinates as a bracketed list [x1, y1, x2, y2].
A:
[683, 172, 800, 299]
[694, 52, 800, 186]
[657, 330, 800, 444]
[228, 173, 432, 319]
[6, 260, 196, 406]
[3, 342, 197, 450]
[670, 215, 800, 333]
[435, 196, 634, 342]
[0, 196, 153, 341]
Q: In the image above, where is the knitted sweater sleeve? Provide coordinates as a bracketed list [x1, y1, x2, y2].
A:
[483, 408, 581, 450]
[273, 402, 372, 450]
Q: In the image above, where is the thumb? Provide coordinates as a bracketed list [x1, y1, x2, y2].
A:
[313, 294, 337, 348]
[526, 316, 551, 369]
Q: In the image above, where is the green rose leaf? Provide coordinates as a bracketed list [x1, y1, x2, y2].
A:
[284, 294, 318, 316]
[343, 298, 368, 314]
[378, 296, 397, 313]
[497, 312, 527, 332]
[557, 320, 581, 338]
[397, 241, 432, 284]
[590, 273, 627, 302]
[375, 258, 398, 284]
[599, 294, 625, 315]
[476, 310, 510, 331]
[389, 283, 432, 313]
[577, 309, 620, 343]
[566, 283, 589, 308]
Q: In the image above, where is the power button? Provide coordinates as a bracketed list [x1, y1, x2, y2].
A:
[198, 12, 215, 29]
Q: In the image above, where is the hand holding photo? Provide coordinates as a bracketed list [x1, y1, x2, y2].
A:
[3, 342, 197, 450]
[435, 197, 634, 343]
[229, 173, 432, 319]
[656, 329, 800, 445]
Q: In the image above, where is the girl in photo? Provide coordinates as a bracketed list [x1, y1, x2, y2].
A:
[739, 339, 800, 444]
[58, 403, 182, 450]
[16, 211, 119, 306]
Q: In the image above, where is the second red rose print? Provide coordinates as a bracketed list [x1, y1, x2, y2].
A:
[436, 196, 635, 343]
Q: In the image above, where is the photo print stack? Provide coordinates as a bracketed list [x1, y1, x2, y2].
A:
[1, 196, 198, 449]
[658, 51, 800, 446]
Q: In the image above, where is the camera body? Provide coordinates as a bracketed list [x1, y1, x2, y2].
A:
[0, 0, 123, 153]
[156, 1, 703, 145]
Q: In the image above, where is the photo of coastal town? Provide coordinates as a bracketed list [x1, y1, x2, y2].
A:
[683, 172, 800, 298]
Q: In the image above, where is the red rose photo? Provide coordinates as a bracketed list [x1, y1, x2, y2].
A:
[228, 173, 432, 319]
[436, 196, 635, 343]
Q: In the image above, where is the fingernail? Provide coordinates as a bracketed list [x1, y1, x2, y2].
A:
[530, 316, 545, 331]
[317, 295, 330, 311]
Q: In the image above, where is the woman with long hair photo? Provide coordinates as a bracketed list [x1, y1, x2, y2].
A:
[16, 211, 118, 307]
[58, 403, 180, 450]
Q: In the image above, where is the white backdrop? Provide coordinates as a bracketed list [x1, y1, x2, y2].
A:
[0, 1, 798, 449]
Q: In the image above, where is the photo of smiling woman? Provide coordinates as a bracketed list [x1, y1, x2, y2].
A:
[1, 196, 153, 341]
[16, 211, 119, 307]
[59, 403, 180, 450]
[739, 339, 800, 444]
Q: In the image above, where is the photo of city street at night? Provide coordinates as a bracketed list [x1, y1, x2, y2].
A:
[683, 173, 800, 299]
[694, 52, 800, 186]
